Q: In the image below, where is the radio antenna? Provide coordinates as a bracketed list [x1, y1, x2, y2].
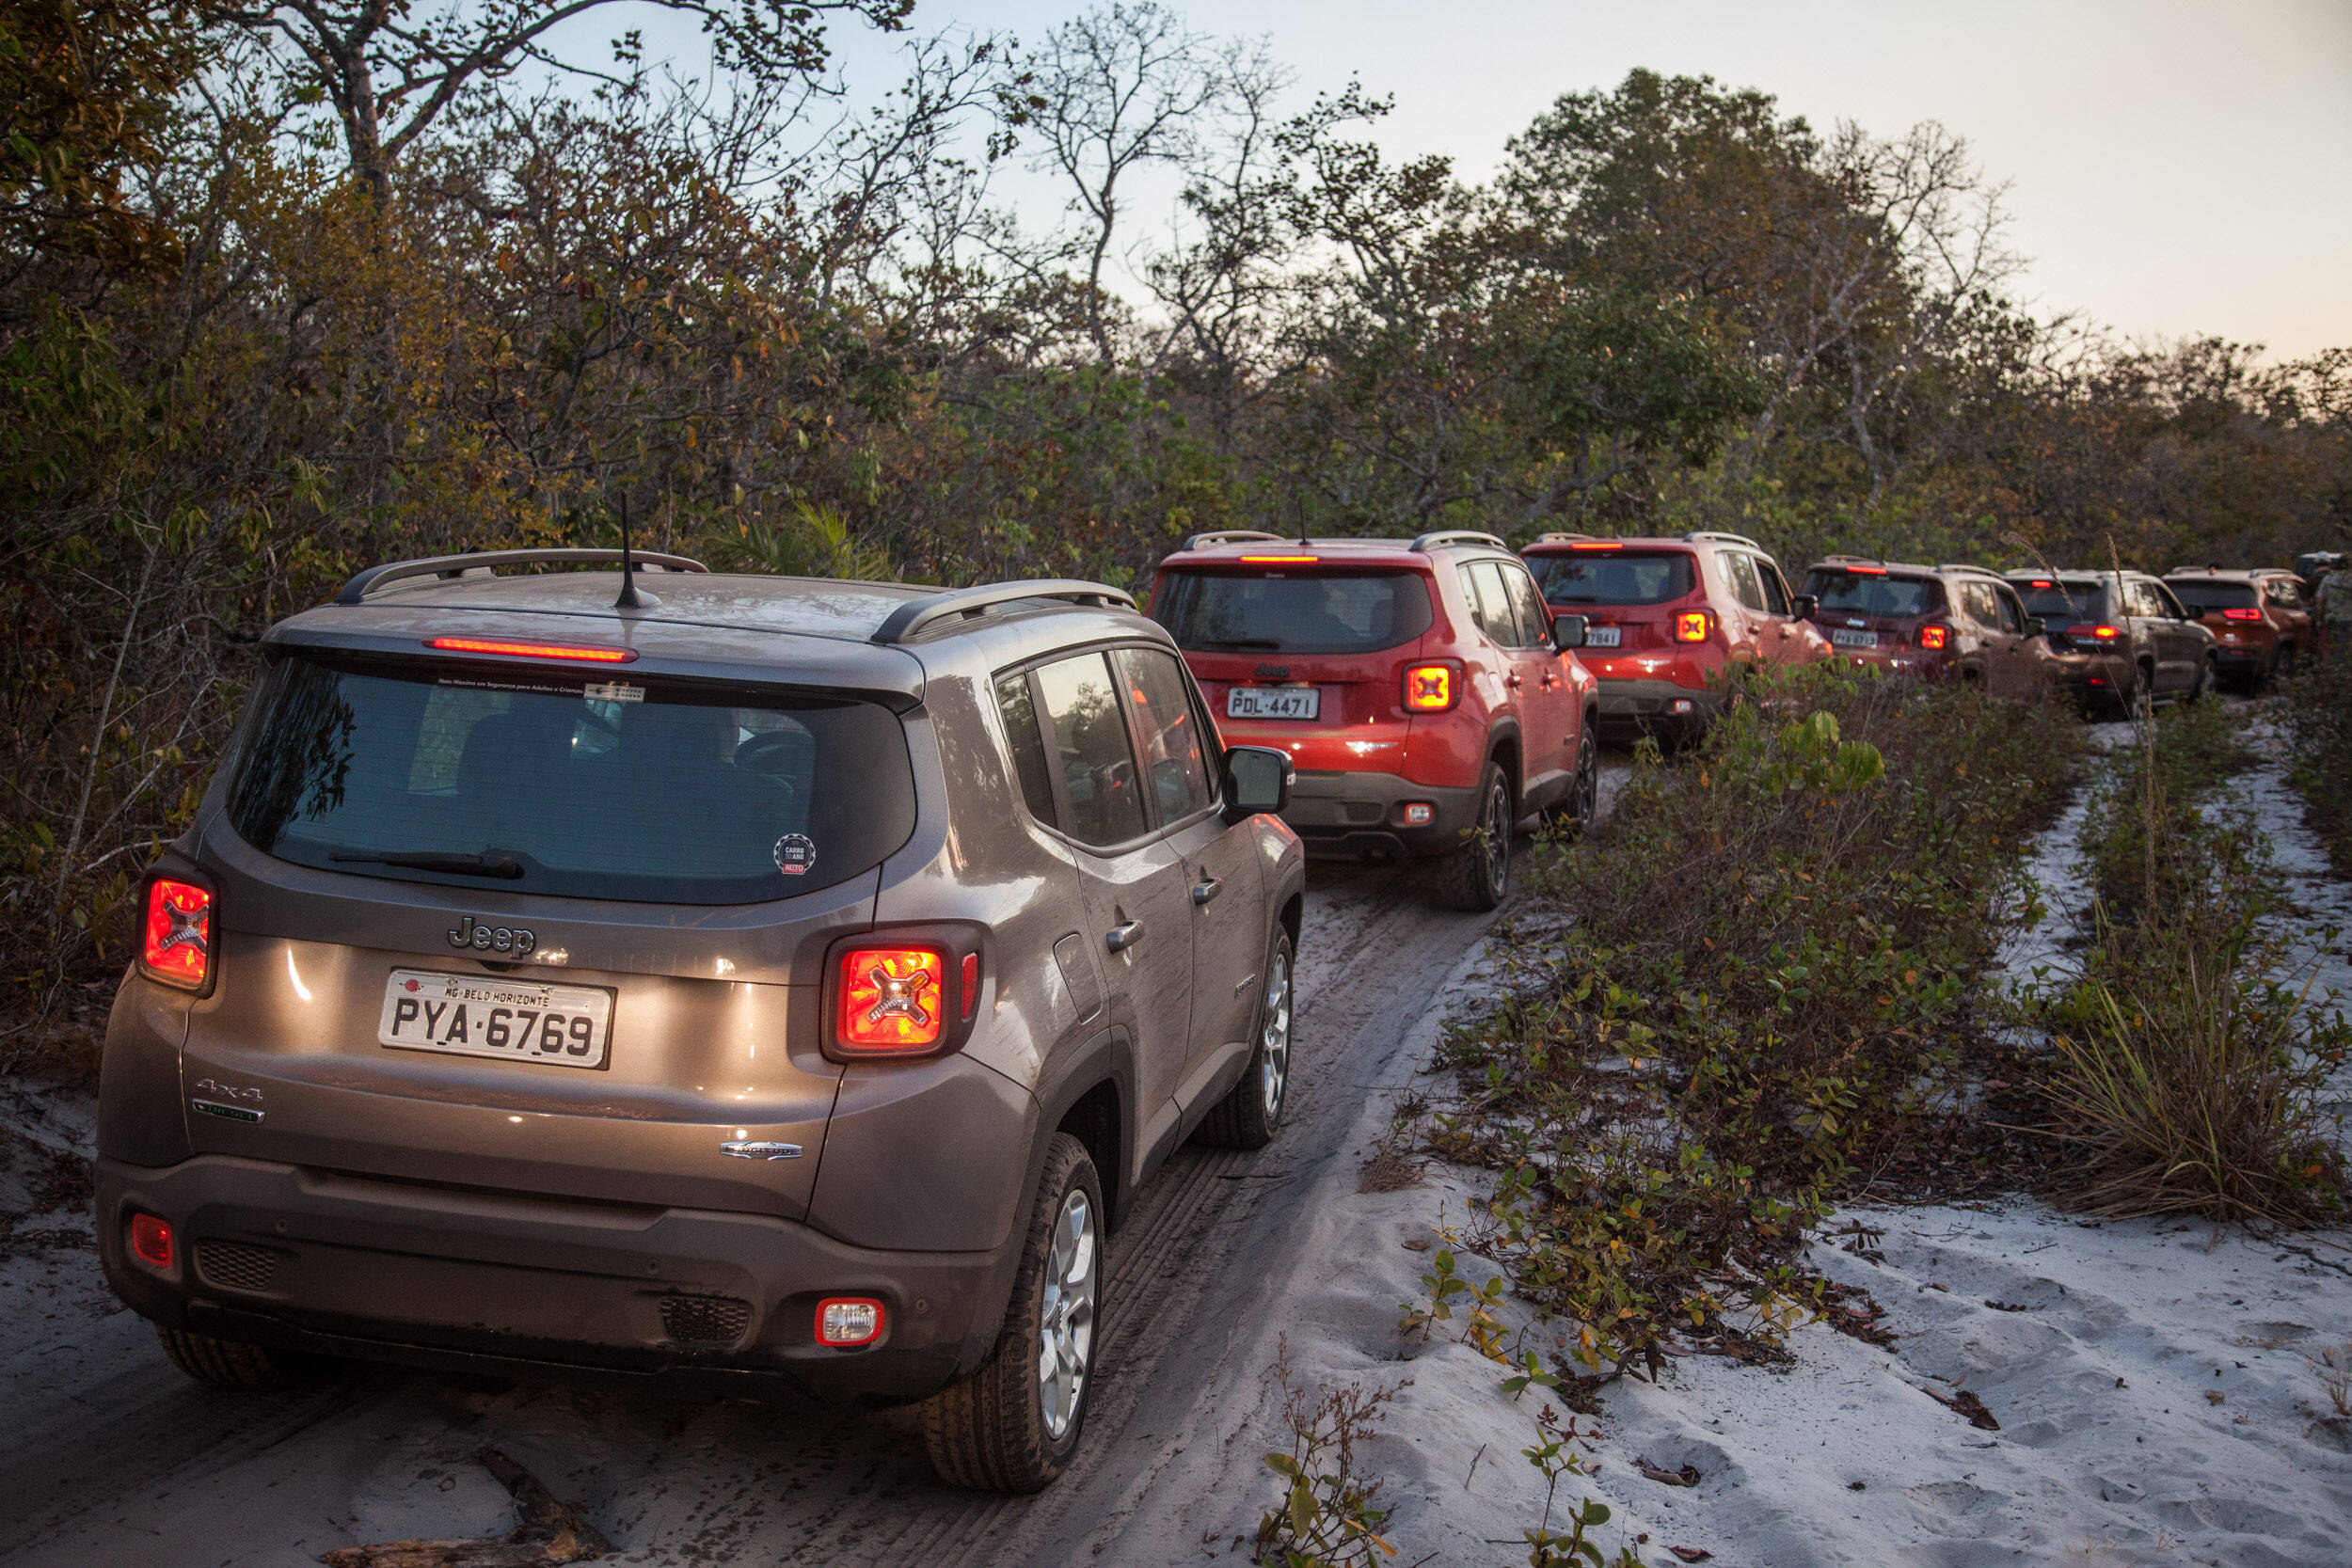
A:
[614, 491, 658, 610]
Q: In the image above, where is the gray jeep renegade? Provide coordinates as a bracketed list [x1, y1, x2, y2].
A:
[98, 547, 1304, 1493]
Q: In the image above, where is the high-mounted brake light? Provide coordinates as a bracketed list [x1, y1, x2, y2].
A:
[836, 948, 946, 1053]
[1842, 563, 1888, 576]
[816, 1297, 884, 1347]
[1673, 610, 1712, 643]
[141, 877, 212, 991]
[1568, 540, 1622, 550]
[2031, 579, 2054, 589]
[2221, 608, 2263, 621]
[1237, 554, 1319, 565]
[129, 1212, 174, 1270]
[1916, 624, 1950, 651]
[424, 636, 636, 664]
[1402, 662, 1458, 712]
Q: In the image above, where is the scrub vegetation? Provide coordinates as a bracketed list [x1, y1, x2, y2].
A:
[5, 0, 2349, 1046]
[1404, 672, 2080, 1389]
[2278, 655, 2352, 877]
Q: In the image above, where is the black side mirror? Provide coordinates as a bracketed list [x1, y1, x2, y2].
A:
[1223, 745, 1293, 818]
[2024, 616, 2046, 640]
[1791, 594, 1818, 618]
[1550, 613, 1587, 652]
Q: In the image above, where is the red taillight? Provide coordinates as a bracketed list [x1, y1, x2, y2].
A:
[129, 1212, 173, 1270]
[1403, 662, 1458, 711]
[816, 1297, 884, 1347]
[2221, 608, 2262, 621]
[424, 636, 636, 663]
[141, 877, 212, 991]
[1916, 624, 1950, 651]
[1237, 554, 1319, 565]
[1673, 610, 1712, 643]
[836, 948, 946, 1053]
[2070, 623, 2122, 641]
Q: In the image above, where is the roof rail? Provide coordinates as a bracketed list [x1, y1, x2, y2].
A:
[1534, 531, 1598, 544]
[1819, 553, 1880, 563]
[1936, 562, 1996, 576]
[1406, 530, 1508, 553]
[871, 579, 1137, 646]
[1183, 530, 1287, 550]
[333, 547, 707, 606]
[1684, 531, 1761, 549]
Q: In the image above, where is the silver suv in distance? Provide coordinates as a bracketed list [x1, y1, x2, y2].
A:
[98, 547, 1304, 1493]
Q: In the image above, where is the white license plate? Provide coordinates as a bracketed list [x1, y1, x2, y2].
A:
[378, 970, 614, 1069]
[1582, 626, 1622, 648]
[1832, 628, 1877, 648]
[1228, 686, 1320, 720]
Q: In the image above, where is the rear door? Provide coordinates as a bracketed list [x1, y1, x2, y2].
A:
[1496, 559, 1582, 792]
[1460, 561, 1568, 796]
[1718, 550, 1772, 671]
[1992, 581, 2046, 698]
[1750, 555, 1818, 667]
[1956, 579, 2016, 689]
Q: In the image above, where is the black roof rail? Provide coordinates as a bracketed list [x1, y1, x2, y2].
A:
[1183, 530, 1287, 550]
[871, 579, 1138, 646]
[1684, 531, 1762, 549]
[1406, 530, 1508, 553]
[333, 547, 708, 606]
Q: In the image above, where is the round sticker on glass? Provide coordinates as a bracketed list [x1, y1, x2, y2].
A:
[772, 833, 818, 877]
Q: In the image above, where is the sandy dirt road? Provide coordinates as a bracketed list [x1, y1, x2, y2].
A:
[0, 774, 1638, 1568]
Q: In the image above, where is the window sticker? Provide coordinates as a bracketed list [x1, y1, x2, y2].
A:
[772, 833, 817, 877]
[583, 681, 644, 703]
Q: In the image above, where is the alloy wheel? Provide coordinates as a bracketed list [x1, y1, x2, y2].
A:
[1479, 778, 1509, 897]
[1258, 948, 1293, 1120]
[1037, 1186, 1098, 1442]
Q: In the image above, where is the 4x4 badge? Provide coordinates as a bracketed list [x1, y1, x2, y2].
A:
[448, 914, 535, 956]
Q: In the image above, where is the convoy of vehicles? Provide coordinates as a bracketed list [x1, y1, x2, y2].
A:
[94, 531, 2309, 1494]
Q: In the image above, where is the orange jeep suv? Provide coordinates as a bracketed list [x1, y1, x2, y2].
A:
[1149, 530, 1597, 910]
[2162, 567, 2316, 689]
[1519, 531, 1831, 742]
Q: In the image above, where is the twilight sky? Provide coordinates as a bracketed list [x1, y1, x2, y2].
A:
[562, 0, 2352, 356]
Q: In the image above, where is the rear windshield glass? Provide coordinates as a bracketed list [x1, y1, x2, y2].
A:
[1804, 571, 1940, 619]
[229, 655, 915, 904]
[1152, 570, 1433, 654]
[2166, 579, 2258, 612]
[2022, 583, 2107, 623]
[1528, 551, 1693, 606]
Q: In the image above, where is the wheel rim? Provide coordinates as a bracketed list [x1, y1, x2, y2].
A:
[1037, 1186, 1097, 1442]
[1259, 949, 1292, 1119]
[1576, 738, 1597, 824]
[1480, 779, 1509, 895]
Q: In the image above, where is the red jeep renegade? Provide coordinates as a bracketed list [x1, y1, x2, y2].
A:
[1148, 530, 1597, 910]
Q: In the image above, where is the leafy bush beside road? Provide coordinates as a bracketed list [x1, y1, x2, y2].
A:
[2279, 654, 2352, 877]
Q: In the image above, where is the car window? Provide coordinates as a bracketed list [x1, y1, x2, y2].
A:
[995, 673, 1058, 829]
[2023, 582, 2106, 624]
[2169, 578, 2256, 613]
[1994, 586, 2027, 633]
[1457, 562, 1518, 645]
[1035, 653, 1147, 848]
[1722, 551, 1768, 612]
[1807, 570, 1941, 618]
[1114, 647, 1215, 825]
[2151, 582, 2187, 618]
[1153, 570, 1434, 655]
[1529, 550, 1693, 605]
[1956, 580, 1999, 629]
[1501, 563, 1553, 646]
[1754, 558, 1792, 615]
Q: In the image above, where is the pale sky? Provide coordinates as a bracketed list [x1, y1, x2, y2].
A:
[557, 0, 2352, 357]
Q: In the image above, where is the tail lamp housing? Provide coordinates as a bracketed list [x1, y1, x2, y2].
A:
[823, 926, 985, 1062]
[139, 871, 215, 994]
[1673, 610, 1713, 644]
[129, 1212, 174, 1270]
[2220, 608, 2263, 622]
[1915, 624, 1950, 652]
[816, 1297, 884, 1347]
[1402, 660, 1461, 712]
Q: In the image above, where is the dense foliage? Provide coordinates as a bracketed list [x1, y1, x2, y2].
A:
[3, 0, 2347, 1031]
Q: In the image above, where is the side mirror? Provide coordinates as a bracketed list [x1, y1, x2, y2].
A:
[2024, 616, 2046, 640]
[1550, 613, 1587, 652]
[1223, 745, 1293, 817]
[1791, 594, 1818, 618]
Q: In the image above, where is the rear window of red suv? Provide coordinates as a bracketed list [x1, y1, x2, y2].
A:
[1152, 569, 1433, 654]
[2166, 579, 2258, 612]
[1528, 551, 1692, 606]
[1804, 569, 1942, 619]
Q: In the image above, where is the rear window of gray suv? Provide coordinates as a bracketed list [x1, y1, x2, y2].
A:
[228, 655, 916, 903]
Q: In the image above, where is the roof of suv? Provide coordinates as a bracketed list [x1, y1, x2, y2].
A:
[2161, 566, 2290, 581]
[1163, 530, 1519, 570]
[1808, 555, 2010, 581]
[1521, 531, 1762, 555]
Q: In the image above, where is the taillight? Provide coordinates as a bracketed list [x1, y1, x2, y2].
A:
[1916, 624, 1950, 651]
[816, 1297, 884, 1347]
[141, 876, 213, 991]
[1402, 662, 1459, 711]
[2069, 623, 2122, 641]
[2221, 608, 2262, 621]
[129, 1212, 174, 1270]
[836, 948, 946, 1054]
[1673, 610, 1712, 643]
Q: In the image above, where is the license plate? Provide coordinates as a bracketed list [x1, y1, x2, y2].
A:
[379, 970, 613, 1069]
[1582, 626, 1622, 648]
[1228, 686, 1320, 721]
[1832, 628, 1877, 648]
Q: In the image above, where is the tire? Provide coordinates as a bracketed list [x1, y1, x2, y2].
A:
[2116, 664, 2153, 722]
[2276, 643, 2296, 682]
[1195, 930, 1295, 1150]
[2185, 653, 2214, 705]
[155, 1326, 310, 1391]
[922, 1133, 1104, 1492]
[1438, 760, 1513, 912]
[1542, 727, 1600, 842]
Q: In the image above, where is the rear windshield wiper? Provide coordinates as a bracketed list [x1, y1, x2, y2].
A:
[330, 850, 524, 879]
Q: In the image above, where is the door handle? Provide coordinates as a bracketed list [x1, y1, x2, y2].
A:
[1190, 876, 1222, 906]
[1541, 672, 1558, 688]
[1105, 919, 1145, 954]
[1506, 672, 1524, 688]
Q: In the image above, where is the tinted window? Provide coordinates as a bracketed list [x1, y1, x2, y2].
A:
[1994, 586, 2027, 633]
[1958, 580, 2002, 628]
[1500, 563, 1553, 645]
[1755, 558, 1792, 615]
[2023, 582, 2106, 623]
[1153, 570, 1433, 655]
[1723, 551, 1768, 612]
[2168, 579, 2258, 612]
[1806, 571, 1941, 618]
[1465, 562, 1533, 646]
[1529, 551, 1694, 606]
[1036, 653, 1147, 847]
[229, 656, 914, 903]
[1114, 647, 1214, 824]
[996, 673, 1058, 828]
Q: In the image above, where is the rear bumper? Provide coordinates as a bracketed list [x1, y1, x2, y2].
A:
[1591, 676, 1726, 727]
[1279, 769, 1479, 860]
[98, 1153, 1016, 1408]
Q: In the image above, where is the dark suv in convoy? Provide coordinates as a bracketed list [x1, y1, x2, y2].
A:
[2004, 569, 2217, 715]
[2161, 567, 2315, 689]
[1519, 531, 1830, 742]
[100, 548, 1305, 1493]
[1149, 530, 1596, 911]
[1799, 557, 2054, 699]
